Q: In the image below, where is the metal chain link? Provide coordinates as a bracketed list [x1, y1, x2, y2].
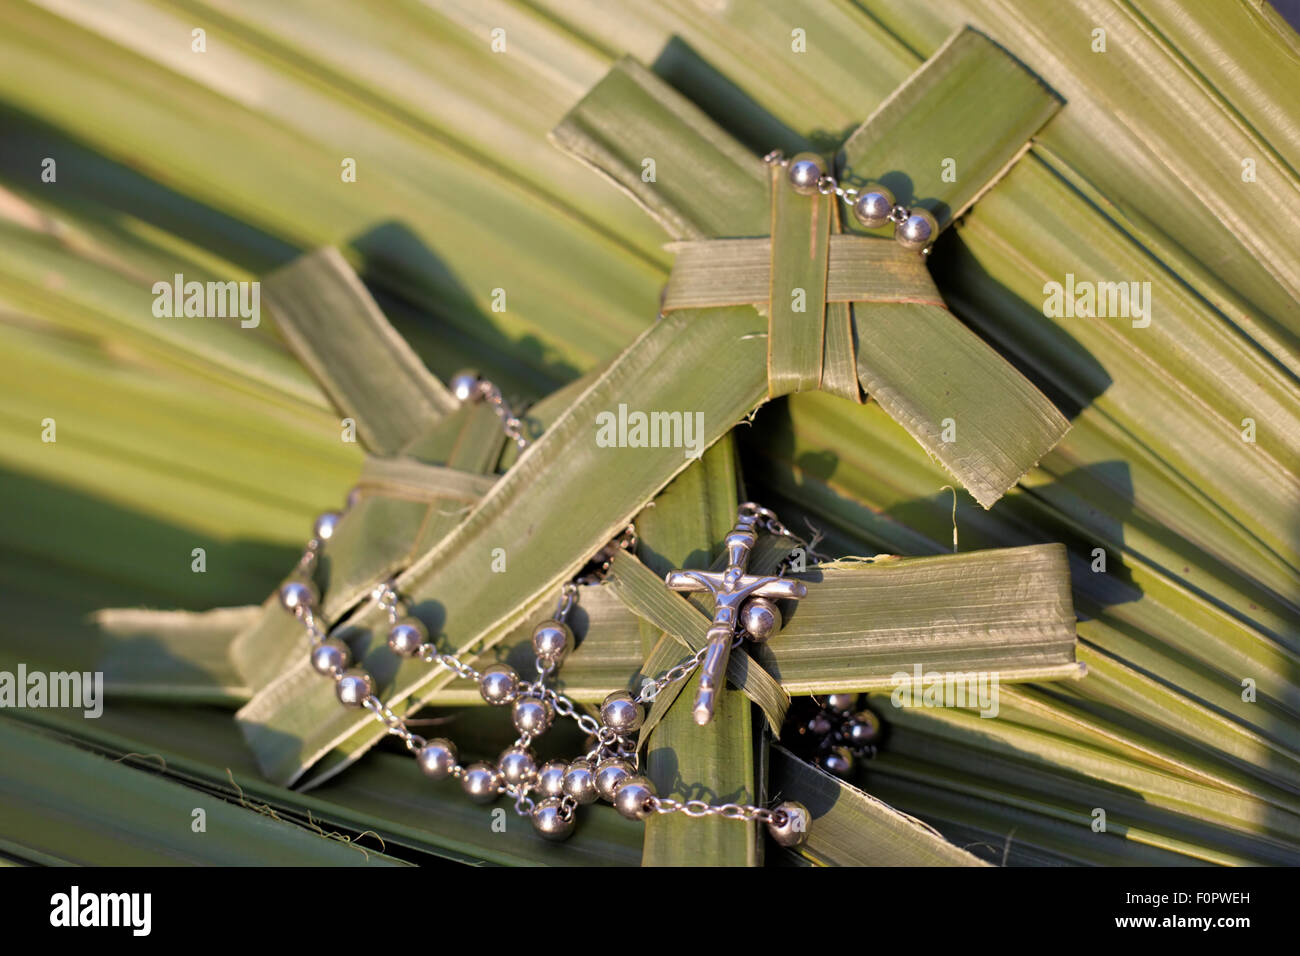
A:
[297, 607, 327, 644]
[546, 687, 602, 736]
[361, 694, 426, 754]
[473, 379, 529, 450]
[296, 540, 321, 573]
[554, 582, 578, 621]
[635, 634, 744, 705]
[739, 500, 791, 537]
[510, 783, 536, 816]
[651, 797, 780, 825]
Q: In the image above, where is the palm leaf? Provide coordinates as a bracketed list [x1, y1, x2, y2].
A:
[1, 0, 1298, 867]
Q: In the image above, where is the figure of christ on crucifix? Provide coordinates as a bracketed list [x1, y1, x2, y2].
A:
[664, 504, 807, 724]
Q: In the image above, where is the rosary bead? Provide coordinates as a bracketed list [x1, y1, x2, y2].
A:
[310, 637, 351, 676]
[461, 762, 503, 804]
[787, 152, 826, 196]
[531, 620, 574, 666]
[766, 801, 811, 848]
[842, 710, 881, 749]
[498, 745, 538, 786]
[513, 695, 554, 735]
[612, 776, 658, 821]
[563, 759, 600, 805]
[594, 757, 635, 802]
[825, 693, 857, 714]
[851, 185, 895, 228]
[387, 618, 427, 657]
[819, 747, 854, 777]
[895, 208, 938, 251]
[478, 663, 520, 705]
[278, 580, 318, 614]
[335, 668, 374, 707]
[739, 597, 782, 643]
[416, 738, 458, 780]
[344, 486, 362, 511]
[448, 370, 482, 403]
[531, 797, 576, 841]
[313, 510, 342, 542]
[807, 713, 834, 737]
[536, 760, 569, 798]
[600, 691, 644, 736]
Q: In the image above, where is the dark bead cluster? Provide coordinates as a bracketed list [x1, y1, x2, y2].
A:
[781, 694, 883, 778]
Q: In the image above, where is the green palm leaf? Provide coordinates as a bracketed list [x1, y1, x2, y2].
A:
[1, 0, 1297, 867]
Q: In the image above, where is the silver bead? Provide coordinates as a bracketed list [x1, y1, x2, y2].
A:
[531, 620, 574, 666]
[461, 762, 503, 804]
[536, 760, 569, 798]
[310, 637, 351, 676]
[335, 668, 373, 707]
[416, 738, 458, 780]
[787, 152, 826, 196]
[278, 580, 317, 614]
[766, 800, 811, 847]
[843, 711, 881, 749]
[851, 185, 895, 228]
[498, 745, 537, 786]
[739, 597, 782, 642]
[448, 370, 481, 403]
[820, 748, 854, 777]
[531, 797, 576, 841]
[594, 757, 635, 802]
[512, 695, 554, 735]
[478, 663, 519, 705]
[387, 618, 427, 657]
[563, 759, 599, 805]
[600, 691, 644, 736]
[612, 776, 657, 821]
[825, 693, 857, 714]
[313, 510, 342, 542]
[895, 207, 938, 251]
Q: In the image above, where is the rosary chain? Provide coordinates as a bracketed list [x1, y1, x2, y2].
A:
[474, 379, 530, 450]
[635, 633, 745, 706]
[275, 407, 809, 844]
[762, 149, 934, 256]
[652, 797, 781, 825]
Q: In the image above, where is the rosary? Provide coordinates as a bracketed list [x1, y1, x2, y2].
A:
[267, 155, 931, 848]
[275, 373, 820, 847]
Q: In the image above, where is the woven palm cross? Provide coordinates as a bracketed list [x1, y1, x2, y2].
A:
[553, 28, 1071, 510]
[545, 28, 1084, 740]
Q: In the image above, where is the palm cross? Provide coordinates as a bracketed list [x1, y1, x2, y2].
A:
[97, 31, 1085, 806]
[664, 505, 806, 724]
[554, 30, 1070, 510]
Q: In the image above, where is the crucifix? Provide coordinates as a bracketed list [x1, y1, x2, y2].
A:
[664, 504, 807, 724]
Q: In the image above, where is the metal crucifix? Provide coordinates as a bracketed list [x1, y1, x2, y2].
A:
[664, 504, 807, 724]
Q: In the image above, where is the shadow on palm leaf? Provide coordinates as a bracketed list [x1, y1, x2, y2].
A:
[351, 220, 584, 399]
[739, 400, 1144, 613]
[0, 106, 301, 274]
[929, 227, 1113, 422]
